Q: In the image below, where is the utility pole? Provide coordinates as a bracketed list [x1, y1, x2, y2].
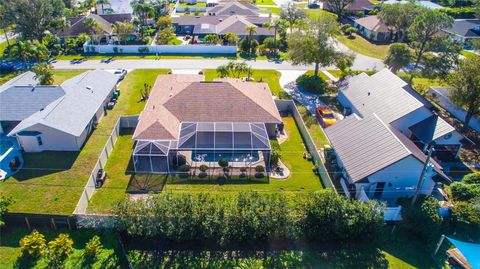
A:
[411, 144, 434, 206]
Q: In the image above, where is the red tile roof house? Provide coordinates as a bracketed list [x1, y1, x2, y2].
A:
[131, 74, 282, 175]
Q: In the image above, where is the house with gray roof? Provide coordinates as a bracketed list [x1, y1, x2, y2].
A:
[353, 15, 391, 43]
[325, 113, 449, 204]
[0, 70, 118, 152]
[442, 19, 480, 45]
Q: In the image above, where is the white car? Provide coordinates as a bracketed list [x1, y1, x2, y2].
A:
[114, 69, 127, 80]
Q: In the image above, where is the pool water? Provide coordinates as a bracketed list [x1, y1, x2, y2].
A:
[0, 139, 14, 156]
[192, 151, 260, 162]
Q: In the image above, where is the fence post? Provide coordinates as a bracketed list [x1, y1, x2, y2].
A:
[51, 218, 57, 230]
[25, 217, 31, 231]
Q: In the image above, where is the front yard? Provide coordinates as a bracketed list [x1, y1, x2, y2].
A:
[0, 69, 170, 215]
[336, 34, 390, 59]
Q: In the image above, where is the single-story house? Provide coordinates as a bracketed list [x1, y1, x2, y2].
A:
[428, 86, 480, 133]
[322, 0, 377, 14]
[56, 13, 132, 38]
[132, 74, 282, 174]
[442, 19, 480, 46]
[207, 2, 259, 16]
[97, 0, 134, 15]
[353, 15, 391, 43]
[0, 70, 118, 152]
[325, 113, 450, 204]
[337, 69, 463, 159]
[172, 15, 274, 40]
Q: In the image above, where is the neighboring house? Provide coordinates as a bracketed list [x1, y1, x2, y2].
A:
[0, 70, 118, 152]
[56, 13, 132, 39]
[353, 15, 391, 43]
[172, 15, 274, 40]
[428, 87, 480, 132]
[442, 19, 480, 45]
[336, 69, 463, 159]
[97, 0, 134, 15]
[322, 0, 377, 14]
[325, 113, 450, 204]
[131, 74, 282, 174]
[207, 2, 259, 16]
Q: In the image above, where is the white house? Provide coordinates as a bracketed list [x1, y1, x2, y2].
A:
[0, 70, 118, 152]
[337, 69, 463, 159]
[325, 114, 450, 205]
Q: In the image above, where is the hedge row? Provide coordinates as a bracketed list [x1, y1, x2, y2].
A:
[114, 191, 384, 245]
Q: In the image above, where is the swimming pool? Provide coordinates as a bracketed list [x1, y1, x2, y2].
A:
[0, 139, 14, 156]
[192, 151, 260, 162]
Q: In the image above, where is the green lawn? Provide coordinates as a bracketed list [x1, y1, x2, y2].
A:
[51, 69, 89, 84]
[259, 7, 283, 14]
[88, 116, 324, 213]
[204, 69, 284, 98]
[0, 228, 125, 269]
[336, 34, 390, 59]
[297, 105, 330, 148]
[0, 69, 170, 215]
[178, 2, 206, 8]
[397, 71, 449, 94]
[256, 0, 277, 5]
[305, 9, 337, 20]
[460, 50, 480, 59]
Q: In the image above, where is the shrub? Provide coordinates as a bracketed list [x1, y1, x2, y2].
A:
[178, 164, 191, 173]
[218, 159, 229, 168]
[47, 234, 74, 268]
[85, 235, 103, 258]
[463, 172, 480, 184]
[255, 165, 265, 173]
[240, 167, 247, 173]
[270, 144, 281, 166]
[296, 74, 327, 94]
[138, 47, 149, 54]
[400, 195, 442, 242]
[451, 200, 480, 234]
[239, 38, 259, 54]
[199, 165, 209, 172]
[19, 230, 47, 257]
[450, 182, 480, 201]
[278, 91, 291, 100]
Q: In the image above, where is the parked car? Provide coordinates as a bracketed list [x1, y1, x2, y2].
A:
[309, 2, 320, 8]
[114, 68, 127, 80]
[316, 106, 336, 127]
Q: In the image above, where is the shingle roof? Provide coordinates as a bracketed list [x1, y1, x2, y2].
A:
[0, 71, 38, 91]
[325, 114, 447, 182]
[133, 75, 282, 140]
[443, 19, 480, 38]
[354, 15, 389, 32]
[409, 115, 455, 144]
[8, 70, 118, 137]
[57, 14, 116, 38]
[99, 13, 132, 24]
[174, 15, 273, 36]
[346, 0, 376, 11]
[207, 2, 259, 16]
[339, 69, 424, 123]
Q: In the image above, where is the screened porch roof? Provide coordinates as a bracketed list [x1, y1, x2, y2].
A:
[133, 122, 271, 156]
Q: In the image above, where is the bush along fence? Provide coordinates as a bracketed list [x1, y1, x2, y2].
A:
[275, 99, 336, 191]
[73, 116, 139, 216]
[83, 42, 237, 55]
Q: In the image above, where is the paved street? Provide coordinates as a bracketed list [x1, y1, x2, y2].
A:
[51, 54, 385, 70]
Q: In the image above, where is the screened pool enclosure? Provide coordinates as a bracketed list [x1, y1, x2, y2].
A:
[133, 122, 273, 174]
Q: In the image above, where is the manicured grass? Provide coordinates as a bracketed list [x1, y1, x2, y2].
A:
[0, 228, 125, 269]
[55, 53, 238, 60]
[259, 7, 283, 14]
[0, 71, 20, 85]
[297, 105, 330, 149]
[204, 69, 284, 98]
[178, 2, 206, 8]
[0, 69, 170, 215]
[169, 37, 183, 45]
[88, 116, 323, 213]
[460, 50, 480, 59]
[51, 69, 89, 84]
[336, 34, 390, 59]
[256, 0, 277, 6]
[305, 9, 337, 20]
[397, 71, 449, 94]
[304, 70, 331, 81]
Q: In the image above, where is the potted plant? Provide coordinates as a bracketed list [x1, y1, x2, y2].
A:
[199, 164, 208, 178]
[255, 165, 265, 178]
[240, 167, 247, 178]
[177, 164, 191, 178]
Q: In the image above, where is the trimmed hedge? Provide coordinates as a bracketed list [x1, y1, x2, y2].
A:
[296, 74, 327, 94]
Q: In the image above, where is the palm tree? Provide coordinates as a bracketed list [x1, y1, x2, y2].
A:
[9, 41, 34, 69]
[263, 21, 279, 48]
[132, 0, 155, 25]
[245, 25, 257, 56]
[32, 63, 54, 85]
[84, 17, 101, 44]
[113, 21, 135, 45]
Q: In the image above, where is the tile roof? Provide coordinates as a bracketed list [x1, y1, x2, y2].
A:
[443, 19, 480, 38]
[354, 15, 389, 32]
[339, 68, 424, 123]
[8, 70, 118, 137]
[133, 75, 282, 140]
[325, 114, 447, 182]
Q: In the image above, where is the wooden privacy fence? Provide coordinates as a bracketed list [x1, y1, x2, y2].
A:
[275, 100, 336, 191]
[73, 115, 139, 215]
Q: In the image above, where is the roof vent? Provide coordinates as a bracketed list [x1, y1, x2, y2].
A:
[169, 92, 173, 97]
[219, 18, 223, 22]
[40, 108, 44, 111]
[153, 105, 155, 109]
[86, 86, 93, 92]
[367, 92, 370, 96]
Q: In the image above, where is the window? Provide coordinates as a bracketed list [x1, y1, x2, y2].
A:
[36, 136, 43, 146]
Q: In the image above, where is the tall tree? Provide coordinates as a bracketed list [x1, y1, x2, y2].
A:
[223, 32, 238, 45]
[132, 0, 155, 26]
[384, 43, 411, 73]
[97, 0, 110, 14]
[9, 40, 35, 69]
[3, 0, 65, 40]
[378, 3, 424, 42]
[33, 62, 54, 85]
[263, 19, 282, 48]
[113, 21, 135, 44]
[83, 17, 103, 44]
[447, 57, 480, 133]
[407, 10, 453, 83]
[0, 5, 11, 47]
[287, 15, 353, 77]
[246, 25, 257, 55]
[324, 0, 354, 20]
[279, 3, 306, 31]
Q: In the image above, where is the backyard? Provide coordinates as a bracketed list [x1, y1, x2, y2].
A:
[0, 69, 170, 215]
